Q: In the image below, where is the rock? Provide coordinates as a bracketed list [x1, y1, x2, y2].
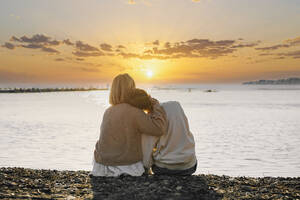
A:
[66, 195, 76, 200]
[176, 186, 182, 190]
[240, 185, 253, 192]
[1, 167, 300, 200]
[260, 188, 268, 193]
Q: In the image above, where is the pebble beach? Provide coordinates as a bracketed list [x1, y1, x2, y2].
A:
[1, 167, 300, 200]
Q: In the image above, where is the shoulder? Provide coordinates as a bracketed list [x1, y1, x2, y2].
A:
[161, 101, 181, 110]
[107, 103, 144, 114]
[160, 101, 185, 117]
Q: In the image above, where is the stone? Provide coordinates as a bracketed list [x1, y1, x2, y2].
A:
[66, 195, 76, 200]
[1, 167, 300, 200]
[176, 186, 182, 190]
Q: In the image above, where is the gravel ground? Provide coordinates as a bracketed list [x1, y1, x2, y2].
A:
[0, 167, 299, 200]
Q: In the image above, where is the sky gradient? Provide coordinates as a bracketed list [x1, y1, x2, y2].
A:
[1, 0, 300, 85]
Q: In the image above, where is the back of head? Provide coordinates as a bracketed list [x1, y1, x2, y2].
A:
[109, 73, 136, 105]
[125, 88, 153, 112]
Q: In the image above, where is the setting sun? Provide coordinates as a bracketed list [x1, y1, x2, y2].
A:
[146, 70, 153, 78]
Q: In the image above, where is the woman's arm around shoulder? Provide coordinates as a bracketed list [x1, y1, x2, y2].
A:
[134, 101, 167, 137]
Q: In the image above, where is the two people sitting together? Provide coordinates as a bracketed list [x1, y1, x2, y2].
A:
[91, 73, 197, 176]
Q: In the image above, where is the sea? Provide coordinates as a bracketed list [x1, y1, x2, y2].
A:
[0, 84, 299, 177]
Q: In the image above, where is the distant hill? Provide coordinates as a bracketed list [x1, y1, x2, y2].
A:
[243, 77, 300, 85]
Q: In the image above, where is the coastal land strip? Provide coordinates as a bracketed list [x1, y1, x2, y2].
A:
[0, 167, 299, 200]
[243, 77, 300, 85]
[0, 88, 108, 93]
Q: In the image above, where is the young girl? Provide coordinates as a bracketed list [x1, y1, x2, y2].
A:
[126, 88, 197, 175]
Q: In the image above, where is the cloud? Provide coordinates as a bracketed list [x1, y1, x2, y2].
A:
[118, 52, 168, 60]
[185, 39, 237, 47]
[118, 52, 139, 59]
[232, 42, 260, 48]
[164, 42, 171, 48]
[100, 43, 113, 51]
[76, 58, 85, 61]
[255, 44, 290, 51]
[1, 42, 15, 49]
[4, 34, 105, 57]
[215, 40, 236, 46]
[119, 51, 192, 60]
[72, 51, 104, 57]
[63, 39, 74, 46]
[255, 36, 300, 52]
[186, 39, 214, 46]
[41, 47, 60, 54]
[11, 34, 60, 46]
[285, 36, 300, 46]
[141, 39, 238, 59]
[258, 49, 300, 60]
[143, 49, 153, 54]
[277, 50, 300, 59]
[55, 58, 65, 61]
[73, 41, 104, 57]
[6, 34, 61, 54]
[116, 38, 263, 60]
[75, 41, 99, 51]
[259, 53, 272, 56]
[116, 38, 262, 60]
[10, 36, 21, 42]
[7, 33, 298, 62]
[117, 45, 126, 49]
[72, 67, 101, 73]
[21, 44, 43, 49]
[4, 34, 254, 60]
[19, 43, 60, 54]
[153, 40, 159, 45]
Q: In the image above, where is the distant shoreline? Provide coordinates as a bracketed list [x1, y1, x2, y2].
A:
[0, 88, 108, 93]
[243, 77, 300, 85]
[0, 167, 299, 199]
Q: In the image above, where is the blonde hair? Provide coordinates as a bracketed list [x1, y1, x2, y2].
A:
[109, 73, 136, 105]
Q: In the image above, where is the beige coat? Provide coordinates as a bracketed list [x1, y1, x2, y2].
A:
[142, 101, 197, 170]
[94, 103, 166, 166]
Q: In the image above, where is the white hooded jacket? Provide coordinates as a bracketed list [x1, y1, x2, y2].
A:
[142, 101, 197, 170]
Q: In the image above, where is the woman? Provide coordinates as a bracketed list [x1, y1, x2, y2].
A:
[126, 88, 197, 175]
[91, 74, 166, 177]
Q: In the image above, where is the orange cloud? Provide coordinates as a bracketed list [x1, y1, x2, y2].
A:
[1, 42, 15, 49]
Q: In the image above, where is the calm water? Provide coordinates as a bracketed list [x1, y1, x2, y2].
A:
[0, 85, 300, 177]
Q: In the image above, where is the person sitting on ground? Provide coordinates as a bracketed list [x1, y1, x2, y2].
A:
[125, 88, 197, 175]
[91, 74, 166, 177]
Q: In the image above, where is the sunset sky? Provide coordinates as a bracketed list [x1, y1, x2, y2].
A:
[1, 0, 300, 85]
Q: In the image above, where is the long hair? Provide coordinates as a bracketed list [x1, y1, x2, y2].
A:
[109, 73, 136, 105]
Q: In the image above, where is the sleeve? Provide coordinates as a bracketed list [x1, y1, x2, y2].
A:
[141, 134, 159, 168]
[135, 103, 167, 137]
